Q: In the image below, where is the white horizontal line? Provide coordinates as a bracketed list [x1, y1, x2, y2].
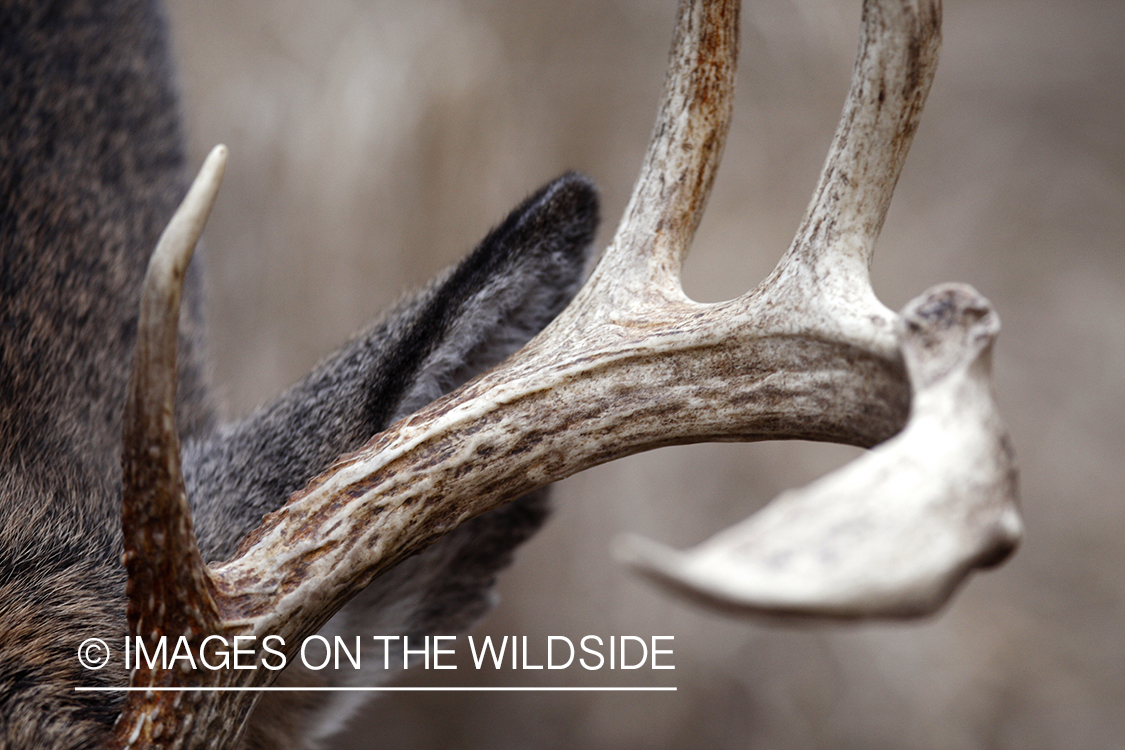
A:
[75, 686, 677, 693]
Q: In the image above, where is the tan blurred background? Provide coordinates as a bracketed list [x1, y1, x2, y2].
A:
[164, 0, 1124, 747]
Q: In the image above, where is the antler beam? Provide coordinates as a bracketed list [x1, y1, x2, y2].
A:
[212, 0, 933, 641]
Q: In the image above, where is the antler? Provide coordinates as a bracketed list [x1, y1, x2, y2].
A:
[113, 0, 1020, 745]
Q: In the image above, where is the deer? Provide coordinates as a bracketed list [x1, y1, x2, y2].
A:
[0, 0, 1021, 747]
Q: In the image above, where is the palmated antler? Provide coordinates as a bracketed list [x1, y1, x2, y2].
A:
[617, 284, 1022, 618]
[113, 0, 1020, 746]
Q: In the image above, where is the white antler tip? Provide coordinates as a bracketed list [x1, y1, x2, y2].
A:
[144, 145, 228, 295]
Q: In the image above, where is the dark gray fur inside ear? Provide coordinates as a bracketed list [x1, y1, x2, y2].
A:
[184, 172, 599, 561]
[387, 172, 600, 421]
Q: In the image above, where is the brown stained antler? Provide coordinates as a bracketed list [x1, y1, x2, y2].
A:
[120, 144, 226, 647]
[114, 145, 242, 748]
[210, 0, 930, 642]
[111, 0, 1021, 746]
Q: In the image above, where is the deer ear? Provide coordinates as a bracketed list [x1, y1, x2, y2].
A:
[183, 172, 597, 563]
[388, 172, 599, 421]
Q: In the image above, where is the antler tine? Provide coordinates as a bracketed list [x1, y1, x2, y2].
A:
[121, 144, 227, 642]
[751, 0, 941, 353]
[115, 145, 228, 747]
[589, 0, 738, 300]
[788, 0, 940, 271]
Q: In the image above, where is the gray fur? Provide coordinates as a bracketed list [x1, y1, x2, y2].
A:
[0, 0, 599, 747]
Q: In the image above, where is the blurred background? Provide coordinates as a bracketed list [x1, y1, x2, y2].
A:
[165, 0, 1124, 747]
